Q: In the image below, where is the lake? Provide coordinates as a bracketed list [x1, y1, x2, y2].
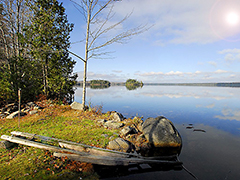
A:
[74, 85, 240, 180]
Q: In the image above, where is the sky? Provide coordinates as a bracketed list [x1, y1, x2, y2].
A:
[60, 0, 240, 83]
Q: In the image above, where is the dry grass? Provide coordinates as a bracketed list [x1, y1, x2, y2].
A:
[0, 104, 119, 180]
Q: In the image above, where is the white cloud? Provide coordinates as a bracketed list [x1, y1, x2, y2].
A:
[165, 71, 184, 76]
[111, 0, 240, 44]
[218, 48, 240, 54]
[135, 70, 240, 83]
[218, 48, 240, 62]
[112, 70, 122, 73]
[215, 69, 228, 73]
[76, 71, 127, 82]
[208, 61, 217, 67]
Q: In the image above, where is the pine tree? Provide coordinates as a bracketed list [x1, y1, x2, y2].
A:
[23, 0, 77, 102]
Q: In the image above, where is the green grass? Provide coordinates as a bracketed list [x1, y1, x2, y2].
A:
[0, 105, 119, 180]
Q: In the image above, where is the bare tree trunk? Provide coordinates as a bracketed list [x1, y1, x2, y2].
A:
[70, 0, 149, 109]
[82, 1, 92, 108]
[82, 61, 87, 107]
[42, 64, 47, 95]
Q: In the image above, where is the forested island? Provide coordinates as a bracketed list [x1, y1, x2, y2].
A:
[76, 79, 144, 90]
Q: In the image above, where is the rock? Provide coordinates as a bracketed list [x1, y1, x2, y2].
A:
[6, 111, 27, 119]
[101, 134, 108, 138]
[96, 119, 107, 125]
[108, 138, 132, 152]
[0, 140, 17, 149]
[110, 111, 124, 122]
[70, 101, 84, 110]
[29, 110, 38, 115]
[137, 122, 143, 132]
[120, 126, 137, 137]
[104, 120, 124, 129]
[142, 116, 182, 148]
[0, 114, 6, 119]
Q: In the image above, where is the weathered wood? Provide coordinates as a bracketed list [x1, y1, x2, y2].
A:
[1, 135, 89, 156]
[53, 152, 183, 166]
[59, 142, 128, 158]
[10, 131, 178, 160]
[10, 131, 139, 157]
[1, 132, 182, 167]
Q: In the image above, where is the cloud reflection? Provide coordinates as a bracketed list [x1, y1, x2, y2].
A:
[215, 108, 240, 121]
[139, 86, 239, 100]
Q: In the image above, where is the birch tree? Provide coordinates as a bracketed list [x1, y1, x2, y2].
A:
[0, 0, 32, 103]
[70, 0, 148, 108]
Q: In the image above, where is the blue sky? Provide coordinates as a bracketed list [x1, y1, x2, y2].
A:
[61, 0, 240, 83]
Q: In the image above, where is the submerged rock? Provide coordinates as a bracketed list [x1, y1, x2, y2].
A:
[142, 116, 182, 149]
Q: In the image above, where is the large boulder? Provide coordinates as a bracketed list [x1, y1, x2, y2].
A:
[142, 116, 182, 148]
[70, 101, 85, 111]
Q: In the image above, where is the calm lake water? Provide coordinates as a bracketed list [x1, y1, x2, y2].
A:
[74, 85, 240, 180]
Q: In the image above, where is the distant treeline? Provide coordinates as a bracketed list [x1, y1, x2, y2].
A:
[144, 82, 240, 87]
[76, 81, 240, 88]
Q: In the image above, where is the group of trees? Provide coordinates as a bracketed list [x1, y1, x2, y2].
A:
[0, 0, 77, 105]
[90, 80, 110, 89]
[125, 79, 143, 90]
[1, 0, 147, 108]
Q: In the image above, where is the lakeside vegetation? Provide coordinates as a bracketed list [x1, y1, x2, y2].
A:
[0, 0, 76, 106]
[0, 102, 120, 179]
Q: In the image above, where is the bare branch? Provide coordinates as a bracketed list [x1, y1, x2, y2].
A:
[67, 50, 85, 62]
[90, 0, 112, 22]
[89, 26, 147, 52]
[70, 0, 88, 22]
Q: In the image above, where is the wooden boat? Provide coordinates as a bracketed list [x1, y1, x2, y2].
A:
[1, 131, 182, 166]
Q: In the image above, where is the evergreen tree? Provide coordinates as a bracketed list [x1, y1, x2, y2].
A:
[23, 0, 77, 102]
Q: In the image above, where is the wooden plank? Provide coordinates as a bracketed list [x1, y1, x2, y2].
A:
[53, 152, 183, 166]
[10, 131, 138, 157]
[59, 142, 128, 158]
[10, 131, 178, 160]
[1, 135, 89, 156]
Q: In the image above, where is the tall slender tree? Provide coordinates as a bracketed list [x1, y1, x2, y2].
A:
[70, 0, 148, 108]
[0, 0, 32, 103]
[23, 0, 77, 102]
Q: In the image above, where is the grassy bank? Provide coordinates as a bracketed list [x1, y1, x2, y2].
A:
[0, 103, 120, 180]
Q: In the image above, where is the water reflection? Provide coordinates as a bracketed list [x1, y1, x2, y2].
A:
[74, 86, 240, 179]
[74, 85, 240, 136]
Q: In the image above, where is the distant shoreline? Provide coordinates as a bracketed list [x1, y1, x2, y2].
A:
[143, 82, 240, 87]
[76, 81, 240, 88]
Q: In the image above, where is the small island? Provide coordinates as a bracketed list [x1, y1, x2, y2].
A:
[90, 80, 111, 89]
[125, 79, 143, 90]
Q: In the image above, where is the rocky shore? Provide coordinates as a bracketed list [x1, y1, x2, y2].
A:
[71, 101, 182, 157]
[0, 101, 47, 119]
[1, 101, 182, 157]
